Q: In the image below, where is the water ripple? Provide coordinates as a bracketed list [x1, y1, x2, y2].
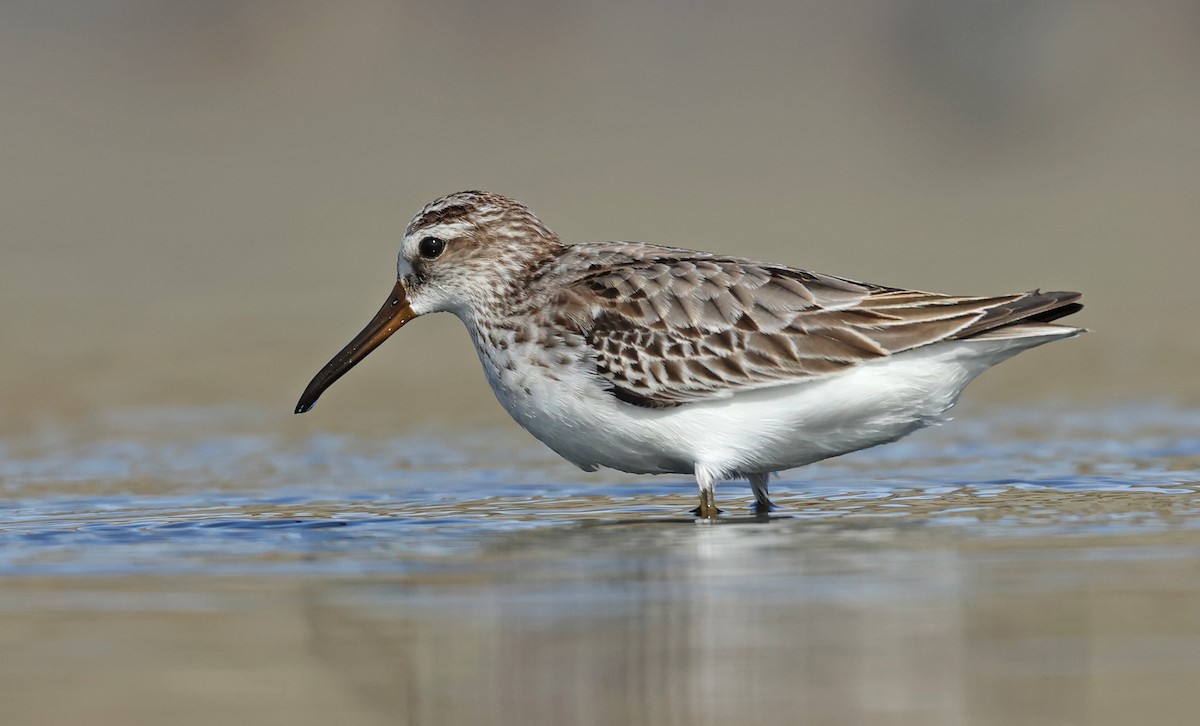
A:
[0, 402, 1198, 576]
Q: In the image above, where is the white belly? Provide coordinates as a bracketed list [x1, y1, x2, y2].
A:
[476, 332, 1063, 479]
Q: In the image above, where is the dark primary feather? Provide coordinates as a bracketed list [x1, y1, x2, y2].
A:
[546, 243, 1082, 408]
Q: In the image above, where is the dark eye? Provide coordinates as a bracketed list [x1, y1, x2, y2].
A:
[418, 236, 446, 259]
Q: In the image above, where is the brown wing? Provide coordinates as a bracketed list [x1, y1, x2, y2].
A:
[550, 244, 1080, 408]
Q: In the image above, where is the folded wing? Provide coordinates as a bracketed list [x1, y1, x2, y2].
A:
[551, 245, 1081, 408]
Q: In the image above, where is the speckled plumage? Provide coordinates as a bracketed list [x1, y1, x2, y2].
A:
[297, 191, 1084, 517]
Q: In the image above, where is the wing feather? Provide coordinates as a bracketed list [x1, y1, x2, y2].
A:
[547, 244, 1081, 407]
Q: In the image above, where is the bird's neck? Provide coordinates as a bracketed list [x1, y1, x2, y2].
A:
[465, 241, 563, 320]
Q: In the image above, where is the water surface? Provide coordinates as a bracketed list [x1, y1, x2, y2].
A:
[2, 402, 1200, 725]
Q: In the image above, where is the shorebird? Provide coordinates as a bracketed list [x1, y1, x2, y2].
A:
[296, 191, 1083, 518]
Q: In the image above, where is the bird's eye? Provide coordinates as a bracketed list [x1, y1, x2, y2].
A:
[418, 236, 446, 259]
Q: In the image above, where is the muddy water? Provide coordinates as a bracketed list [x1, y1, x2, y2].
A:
[2, 402, 1199, 725]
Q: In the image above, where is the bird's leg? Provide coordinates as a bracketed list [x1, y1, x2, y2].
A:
[693, 489, 721, 519]
[692, 466, 722, 519]
[749, 472, 776, 515]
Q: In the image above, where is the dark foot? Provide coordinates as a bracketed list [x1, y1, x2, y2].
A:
[690, 504, 725, 517]
[751, 499, 777, 515]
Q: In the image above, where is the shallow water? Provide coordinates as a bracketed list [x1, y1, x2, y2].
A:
[2, 402, 1200, 724]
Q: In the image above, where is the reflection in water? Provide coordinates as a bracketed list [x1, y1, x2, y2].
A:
[1, 403, 1200, 724]
[300, 519, 1200, 726]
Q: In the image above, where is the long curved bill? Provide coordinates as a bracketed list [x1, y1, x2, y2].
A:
[295, 279, 416, 414]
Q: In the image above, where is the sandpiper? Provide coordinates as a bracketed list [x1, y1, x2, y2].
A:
[296, 191, 1083, 518]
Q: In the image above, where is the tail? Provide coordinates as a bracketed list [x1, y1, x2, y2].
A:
[953, 290, 1084, 342]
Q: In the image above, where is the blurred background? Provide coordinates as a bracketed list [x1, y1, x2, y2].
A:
[4, 3, 1200, 725]
[3, 0, 1198, 437]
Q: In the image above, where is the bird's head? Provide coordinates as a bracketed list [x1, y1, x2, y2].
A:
[294, 191, 561, 414]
